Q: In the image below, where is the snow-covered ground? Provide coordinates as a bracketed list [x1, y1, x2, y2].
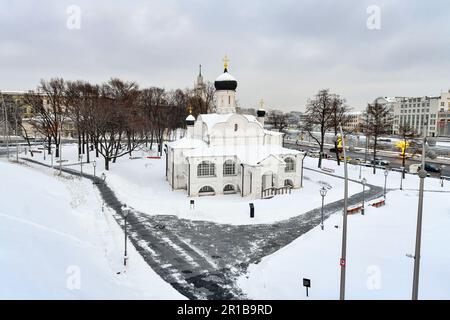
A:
[0, 160, 184, 299]
[238, 160, 450, 300]
[23, 144, 363, 225]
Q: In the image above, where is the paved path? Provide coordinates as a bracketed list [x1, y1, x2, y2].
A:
[20, 157, 383, 300]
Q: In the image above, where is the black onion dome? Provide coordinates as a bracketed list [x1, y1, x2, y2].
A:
[257, 109, 266, 117]
[214, 68, 238, 91]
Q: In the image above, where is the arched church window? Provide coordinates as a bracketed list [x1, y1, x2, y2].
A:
[284, 179, 294, 187]
[285, 157, 295, 172]
[197, 161, 215, 177]
[228, 96, 231, 105]
[199, 186, 215, 195]
[223, 160, 236, 176]
[223, 184, 236, 194]
[234, 124, 238, 132]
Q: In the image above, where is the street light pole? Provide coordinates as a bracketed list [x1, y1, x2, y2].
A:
[122, 205, 130, 267]
[79, 154, 83, 177]
[361, 178, 367, 215]
[412, 135, 427, 300]
[359, 160, 362, 180]
[93, 160, 97, 178]
[339, 125, 349, 300]
[300, 152, 307, 188]
[320, 187, 327, 230]
[383, 169, 389, 199]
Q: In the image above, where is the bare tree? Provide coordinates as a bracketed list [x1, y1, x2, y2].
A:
[328, 94, 352, 165]
[267, 110, 289, 132]
[302, 89, 334, 168]
[397, 124, 419, 178]
[362, 100, 394, 174]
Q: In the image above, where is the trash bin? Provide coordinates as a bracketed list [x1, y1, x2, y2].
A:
[249, 203, 254, 218]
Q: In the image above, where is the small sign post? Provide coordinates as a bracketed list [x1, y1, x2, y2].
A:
[303, 278, 311, 297]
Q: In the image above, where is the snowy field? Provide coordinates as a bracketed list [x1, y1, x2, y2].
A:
[23, 144, 363, 225]
[0, 160, 184, 299]
[238, 161, 450, 300]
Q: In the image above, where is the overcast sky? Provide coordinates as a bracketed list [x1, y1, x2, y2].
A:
[1, 0, 449, 111]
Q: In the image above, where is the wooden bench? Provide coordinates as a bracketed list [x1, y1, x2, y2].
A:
[347, 205, 363, 215]
[321, 167, 335, 173]
[370, 199, 385, 208]
[146, 156, 161, 159]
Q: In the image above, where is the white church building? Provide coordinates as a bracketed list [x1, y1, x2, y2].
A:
[165, 60, 303, 198]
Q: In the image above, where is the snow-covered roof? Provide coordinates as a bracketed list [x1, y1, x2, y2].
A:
[186, 114, 195, 121]
[184, 145, 300, 166]
[167, 137, 208, 149]
[199, 114, 233, 129]
[215, 72, 237, 82]
[199, 113, 263, 131]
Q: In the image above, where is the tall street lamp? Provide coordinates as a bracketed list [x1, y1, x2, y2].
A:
[339, 125, 349, 300]
[300, 152, 307, 188]
[383, 168, 389, 199]
[92, 160, 97, 178]
[359, 159, 362, 180]
[79, 154, 83, 177]
[122, 204, 130, 267]
[361, 178, 367, 215]
[319, 187, 327, 230]
[412, 135, 428, 300]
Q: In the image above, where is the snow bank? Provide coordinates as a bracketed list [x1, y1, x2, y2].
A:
[238, 187, 450, 299]
[0, 160, 184, 299]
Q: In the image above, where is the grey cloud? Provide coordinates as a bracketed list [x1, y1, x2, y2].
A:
[0, 0, 449, 111]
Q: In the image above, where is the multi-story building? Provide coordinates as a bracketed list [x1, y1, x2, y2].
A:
[392, 95, 443, 137]
[1, 90, 76, 139]
[343, 111, 363, 133]
[437, 90, 450, 136]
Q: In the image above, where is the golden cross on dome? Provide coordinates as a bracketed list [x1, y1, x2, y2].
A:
[187, 104, 193, 114]
[223, 55, 229, 70]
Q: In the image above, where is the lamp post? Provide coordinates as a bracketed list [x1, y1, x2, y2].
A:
[412, 135, 428, 300]
[50, 150, 53, 168]
[122, 204, 130, 267]
[59, 143, 62, 175]
[359, 159, 362, 180]
[339, 125, 349, 300]
[92, 160, 97, 178]
[383, 168, 389, 199]
[79, 154, 83, 177]
[361, 178, 367, 215]
[300, 152, 307, 188]
[320, 187, 327, 230]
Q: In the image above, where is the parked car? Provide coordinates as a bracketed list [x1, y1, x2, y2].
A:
[371, 158, 390, 166]
[424, 163, 441, 173]
[308, 149, 321, 158]
[329, 147, 343, 153]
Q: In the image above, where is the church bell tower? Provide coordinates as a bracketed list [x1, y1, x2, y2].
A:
[214, 55, 238, 114]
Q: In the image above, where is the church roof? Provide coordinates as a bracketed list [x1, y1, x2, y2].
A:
[215, 72, 237, 82]
[199, 113, 263, 132]
[167, 137, 208, 149]
[184, 145, 300, 166]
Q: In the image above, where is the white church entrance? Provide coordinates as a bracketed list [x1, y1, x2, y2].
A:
[262, 171, 275, 190]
